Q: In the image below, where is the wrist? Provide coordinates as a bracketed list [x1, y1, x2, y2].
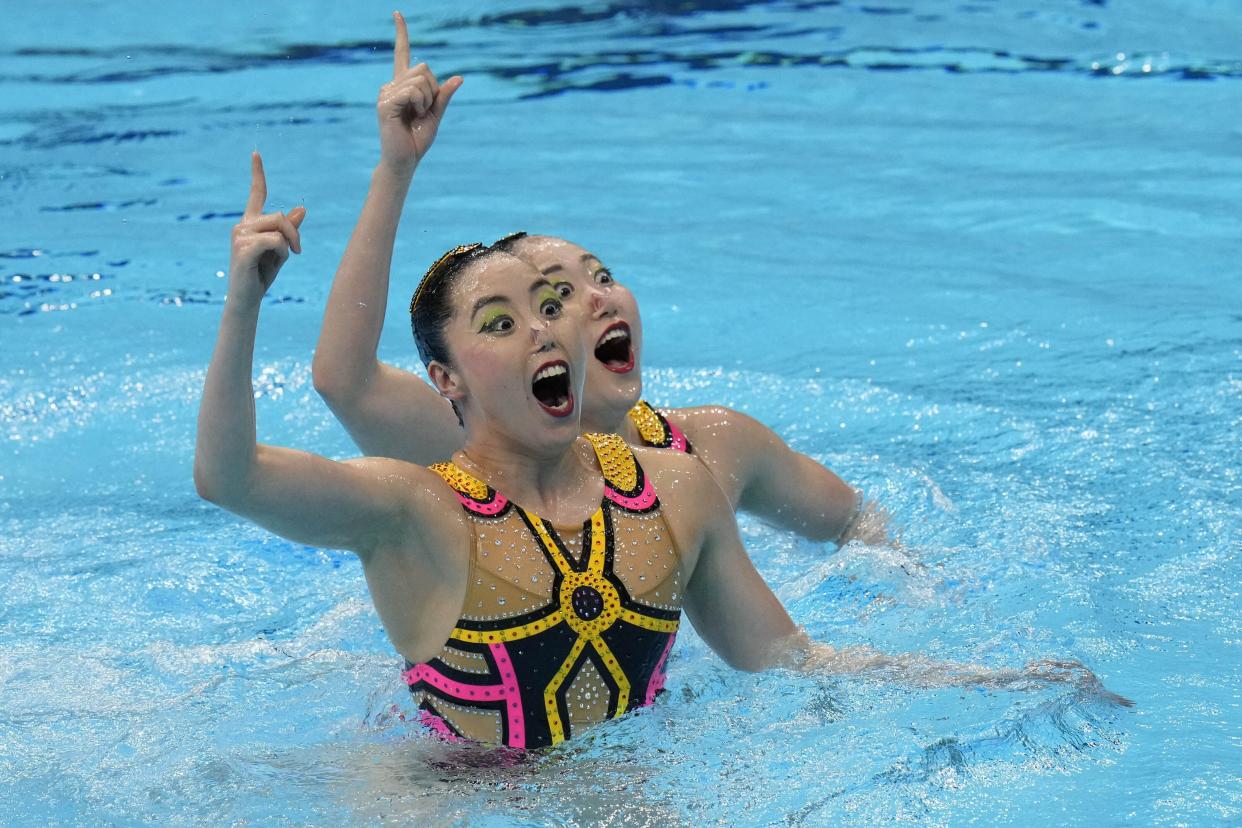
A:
[221, 287, 263, 317]
[375, 155, 419, 182]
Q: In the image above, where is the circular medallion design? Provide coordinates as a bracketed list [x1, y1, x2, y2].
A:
[558, 571, 621, 638]
[572, 586, 605, 620]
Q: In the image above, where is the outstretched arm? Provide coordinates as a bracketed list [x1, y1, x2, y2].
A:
[311, 11, 465, 465]
[676, 460, 1130, 706]
[775, 634, 1134, 706]
[194, 154, 442, 558]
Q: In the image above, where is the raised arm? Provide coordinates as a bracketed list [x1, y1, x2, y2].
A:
[674, 406, 889, 546]
[195, 154, 445, 558]
[311, 11, 465, 465]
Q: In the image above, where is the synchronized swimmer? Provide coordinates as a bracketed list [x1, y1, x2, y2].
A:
[193, 12, 1130, 751]
[312, 17, 883, 549]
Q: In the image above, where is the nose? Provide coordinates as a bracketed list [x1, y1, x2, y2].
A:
[587, 288, 614, 320]
[530, 317, 555, 351]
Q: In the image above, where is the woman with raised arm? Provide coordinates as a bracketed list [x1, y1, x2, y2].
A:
[196, 157, 1129, 749]
[312, 12, 886, 549]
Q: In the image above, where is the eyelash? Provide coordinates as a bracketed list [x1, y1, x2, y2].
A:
[480, 314, 514, 333]
[479, 296, 562, 333]
[594, 269, 613, 285]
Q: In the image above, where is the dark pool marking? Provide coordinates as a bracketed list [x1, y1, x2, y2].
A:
[177, 211, 245, 222]
[144, 289, 304, 308]
[466, 0, 1106, 28]
[1, 248, 102, 259]
[1, 272, 113, 316]
[40, 198, 158, 213]
[0, 101, 353, 150]
[2, 37, 1238, 101]
[479, 45, 1241, 99]
[0, 273, 302, 316]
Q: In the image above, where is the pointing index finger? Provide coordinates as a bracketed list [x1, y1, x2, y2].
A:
[245, 151, 267, 220]
[392, 11, 410, 79]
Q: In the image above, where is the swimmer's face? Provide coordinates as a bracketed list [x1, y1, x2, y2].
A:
[430, 251, 587, 448]
[505, 236, 643, 429]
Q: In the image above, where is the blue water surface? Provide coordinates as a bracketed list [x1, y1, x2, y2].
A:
[2, 1, 1240, 825]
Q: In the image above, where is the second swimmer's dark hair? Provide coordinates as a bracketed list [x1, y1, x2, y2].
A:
[491, 230, 529, 253]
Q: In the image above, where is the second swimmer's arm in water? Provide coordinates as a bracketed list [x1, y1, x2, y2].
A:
[670, 406, 889, 546]
[311, 12, 465, 465]
[663, 451, 1130, 704]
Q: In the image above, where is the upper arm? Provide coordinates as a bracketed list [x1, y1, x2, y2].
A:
[214, 445, 437, 558]
[318, 361, 465, 466]
[669, 461, 798, 671]
[680, 407, 858, 544]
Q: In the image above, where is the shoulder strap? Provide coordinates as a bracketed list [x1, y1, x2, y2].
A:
[627, 400, 692, 454]
[583, 433, 659, 513]
[429, 462, 511, 518]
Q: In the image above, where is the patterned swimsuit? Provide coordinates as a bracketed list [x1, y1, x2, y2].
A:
[627, 400, 692, 454]
[403, 433, 685, 749]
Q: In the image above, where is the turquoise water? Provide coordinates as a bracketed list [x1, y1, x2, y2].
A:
[3, 1, 1240, 824]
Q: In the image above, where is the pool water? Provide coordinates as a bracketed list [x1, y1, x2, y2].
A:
[2, 1, 1240, 825]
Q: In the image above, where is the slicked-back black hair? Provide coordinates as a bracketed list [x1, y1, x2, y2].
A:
[408, 243, 502, 426]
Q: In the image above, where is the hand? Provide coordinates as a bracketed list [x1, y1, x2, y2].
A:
[228, 152, 306, 307]
[377, 11, 464, 175]
[1022, 659, 1136, 707]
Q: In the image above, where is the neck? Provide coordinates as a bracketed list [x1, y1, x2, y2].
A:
[456, 429, 596, 518]
[579, 396, 639, 440]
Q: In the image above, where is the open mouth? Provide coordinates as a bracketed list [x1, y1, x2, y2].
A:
[594, 322, 635, 374]
[531, 360, 574, 417]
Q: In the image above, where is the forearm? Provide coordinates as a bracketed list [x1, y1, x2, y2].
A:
[741, 442, 876, 545]
[312, 164, 414, 400]
[774, 632, 1131, 705]
[194, 299, 263, 503]
[779, 636, 1010, 689]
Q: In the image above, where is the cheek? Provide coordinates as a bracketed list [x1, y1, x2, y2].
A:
[459, 343, 518, 388]
[550, 317, 587, 360]
[619, 293, 643, 340]
[563, 295, 590, 322]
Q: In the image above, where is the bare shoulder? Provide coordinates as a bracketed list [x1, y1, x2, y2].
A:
[666, 405, 767, 441]
[340, 455, 469, 558]
[663, 406, 778, 506]
[632, 443, 724, 519]
[631, 441, 706, 482]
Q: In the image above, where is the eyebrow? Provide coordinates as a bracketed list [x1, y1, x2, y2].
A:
[539, 264, 564, 276]
[471, 294, 508, 318]
[470, 280, 554, 319]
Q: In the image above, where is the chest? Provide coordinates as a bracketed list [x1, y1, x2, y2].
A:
[458, 504, 684, 626]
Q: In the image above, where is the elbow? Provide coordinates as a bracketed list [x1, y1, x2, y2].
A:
[311, 354, 361, 407]
[725, 653, 769, 673]
[193, 453, 249, 508]
[193, 460, 221, 504]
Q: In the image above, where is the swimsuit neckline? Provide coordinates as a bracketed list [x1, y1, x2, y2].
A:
[431, 433, 659, 519]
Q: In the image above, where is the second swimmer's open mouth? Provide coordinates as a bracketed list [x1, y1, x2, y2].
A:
[594, 322, 634, 374]
[531, 361, 574, 417]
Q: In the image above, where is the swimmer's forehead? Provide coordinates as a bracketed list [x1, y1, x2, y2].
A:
[450, 254, 554, 316]
[514, 236, 603, 278]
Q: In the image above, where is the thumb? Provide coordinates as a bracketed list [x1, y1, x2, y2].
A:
[288, 206, 307, 228]
[430, 76, 464, 120]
